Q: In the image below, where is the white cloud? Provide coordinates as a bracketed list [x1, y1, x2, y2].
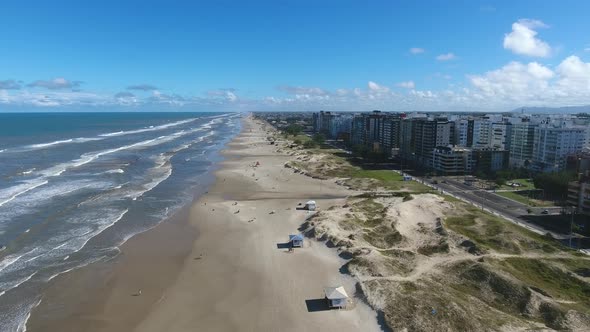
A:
[555, 55, 590, 93]
[127, 84, 158, 91]
[410, 90, 436, 98]
[396, 81, 415, 89]
[149, 90, 187, 105]
[206, 88, 239, 102]
[2, 55, 590, 112]
[468, 61, 554, 101]
[0, 79, 21, 90]
[467, 56, 590, 107]
[503, 19, 551, 57]
[368, 81, 390, 93]
[27, 78, 83, 90]
[409, 48, 425, 54]
[114, 91, 138, 105]
[278, 86, 329, 96]
[436, 53, 456, 61]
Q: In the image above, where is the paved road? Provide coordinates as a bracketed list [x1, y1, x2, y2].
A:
[411, 175, 571, 239]
[312, 141, 575, 240]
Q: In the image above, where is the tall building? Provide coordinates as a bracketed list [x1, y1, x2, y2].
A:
[454, 119, 469, 147]
[379, 115, 402, 155]
[532, 125, 588, 172]
[411, 118, 455, 169]
[490, 122, 512, 150]
[312, 110, 334, 135]
[400, 119, 414, 161]
[472, 148, 510, 174]
[432, 146, 474, 175]
[329, 114, 353, 141]
[471, 119, 492, 148]
[509, 121, 536, 168]
[568, 181, 590, 216]
[364, 110, 385, 150]
[350, 114, 365, 146]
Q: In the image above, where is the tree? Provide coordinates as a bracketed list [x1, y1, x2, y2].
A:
[495, 177, 506, 187]
[312, 133, 325, 145]
[351, 144, 369, 158]
[533, 171, 576, 200]
[303, 140, 317, 149]
[284, 124, 303, 136]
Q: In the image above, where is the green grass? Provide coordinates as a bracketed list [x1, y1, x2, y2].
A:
[492, 258, 590, 309]
[501, 178, 536, 190]
[352, 199, 385, 220]
[444, 205, 563, 254]
[549, 258, 590, 278]
[339, 169, 431, 192]
[442, 194, 462, 203]
[291, 134, 312, 144]
[363, 225, 403, 249]
[497, 191, 555, 207]
[288, 135, 432, 192]
[453, 262, 532, 316]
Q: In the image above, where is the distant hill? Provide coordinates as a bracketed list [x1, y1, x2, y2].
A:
[510, 105, 590, 114]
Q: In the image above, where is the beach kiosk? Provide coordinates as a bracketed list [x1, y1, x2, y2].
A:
[289, 234, 304, 248]
[324, 286, 349, 309]
[304, 200, 317, 211]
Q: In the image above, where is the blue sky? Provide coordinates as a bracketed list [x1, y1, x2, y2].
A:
[1, 0, 590, 112]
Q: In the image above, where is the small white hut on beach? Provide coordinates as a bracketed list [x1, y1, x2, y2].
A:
[289, 234, 304, 248]
[324, 286, 349, 309]
[304, 200, 316, 211]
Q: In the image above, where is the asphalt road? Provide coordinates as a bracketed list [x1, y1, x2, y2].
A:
[417, 176, 570, 239]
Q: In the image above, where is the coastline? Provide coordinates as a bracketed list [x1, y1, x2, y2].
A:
[26, 115, 382, 331]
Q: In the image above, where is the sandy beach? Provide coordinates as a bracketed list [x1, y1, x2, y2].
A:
[27, 115, 381, 332]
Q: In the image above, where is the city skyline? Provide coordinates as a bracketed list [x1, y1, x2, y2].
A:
[1, 0, 590, 112]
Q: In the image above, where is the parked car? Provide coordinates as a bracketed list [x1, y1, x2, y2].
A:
[541, 209, 549, 215]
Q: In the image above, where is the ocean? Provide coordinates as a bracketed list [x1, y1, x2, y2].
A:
[0, 112, 242, 331]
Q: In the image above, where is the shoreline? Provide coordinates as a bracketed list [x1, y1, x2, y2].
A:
[26, 115, 382, 331]
[24, 121, 232, 331]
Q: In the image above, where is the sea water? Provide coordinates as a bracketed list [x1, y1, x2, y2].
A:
[0, 111, 242, 331]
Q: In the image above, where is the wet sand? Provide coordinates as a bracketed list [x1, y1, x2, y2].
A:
[27, 115, 381, 332]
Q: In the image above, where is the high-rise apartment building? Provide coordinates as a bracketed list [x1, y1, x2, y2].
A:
[509, 121, 536, 168]
[532, 125, 588, 172]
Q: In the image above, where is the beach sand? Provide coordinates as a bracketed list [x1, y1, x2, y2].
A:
[27, 116, 381, 332]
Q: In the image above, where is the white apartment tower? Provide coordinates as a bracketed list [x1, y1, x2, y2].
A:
[532, 125, 588, 172]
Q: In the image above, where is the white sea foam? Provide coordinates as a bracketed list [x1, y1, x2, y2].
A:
[0, 115, 232, 332]
[23, 254, 44, 263]
[3, 117, 200, 154]
[105, 169, 124, 174]
[47, 267, 75, 282]
[71, 209, 130, 256]
[0, 180, 108, 229]
[0, 249, 36, 273]
[20, 169, 36, 176]
[0, 126, 205, 210]
[5, 137, 103, 154]
[8, 272, 37, 292]
[30, 138, 74, 147]
[99, 118, 197, 137]
[0, 271, 38, 304]
[17, 298, 42, 332]
[0, 180, 49, 208]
